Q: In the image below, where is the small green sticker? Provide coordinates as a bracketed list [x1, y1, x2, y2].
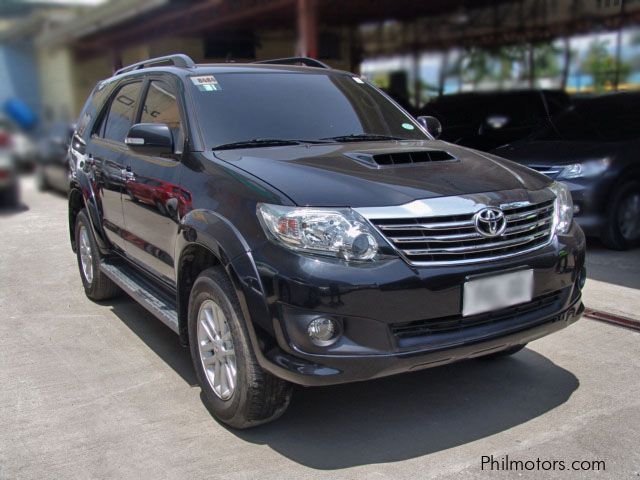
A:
[402, 123, 415, 130]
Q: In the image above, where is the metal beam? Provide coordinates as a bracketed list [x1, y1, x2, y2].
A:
[76, 0, 295, 52]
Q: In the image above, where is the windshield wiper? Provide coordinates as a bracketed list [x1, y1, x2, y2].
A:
[213, 138, 329, 150]
[320, 133, 407, 142]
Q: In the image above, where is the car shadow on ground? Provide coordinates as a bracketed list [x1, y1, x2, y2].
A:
[38, 188, 68, 199]
[106, 297, 579, 470]
[0, 202, 29, 216]
[108, 297, 198, 386]
[237, 350, 578, 469]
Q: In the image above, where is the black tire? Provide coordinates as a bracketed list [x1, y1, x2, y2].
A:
[0, 183, 19, 207]
[188, 266, 292, 429]
[481, 344, 526, 359]
[601, 180, 640, 250]
[74, 209, 121, 300]
[36, 166, 49, 191]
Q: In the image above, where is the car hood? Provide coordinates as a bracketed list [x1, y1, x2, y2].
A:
[214, 140, 550, 207]
[492, 140, 617, 166]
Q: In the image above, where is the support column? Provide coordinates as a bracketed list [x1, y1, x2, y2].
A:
[110, 49, 123, 74]
[561, 36, 571, 90]
[613, 0, 626, 90]
[528, 42, 535, 88]
[412, 50, 421, 110]
[296, 0, 318, 58]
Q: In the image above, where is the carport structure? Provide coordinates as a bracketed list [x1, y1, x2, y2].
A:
[38, 0, 640, 114]
[48, 0, 640, 63]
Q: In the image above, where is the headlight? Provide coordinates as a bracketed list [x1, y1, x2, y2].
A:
[257, 204, 381, 261]
[549, 181, 573, 234]
[557, 158, 610, 179]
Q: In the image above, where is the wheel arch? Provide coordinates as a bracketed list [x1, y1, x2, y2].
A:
[175, 209, 271, 349]
[69, 174, 110, 253]
[68, 186, 84, 252]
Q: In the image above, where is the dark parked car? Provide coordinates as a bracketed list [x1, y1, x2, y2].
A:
[68, 55, 585, 428]
[419, 90, 571, 151]
[35, 122, 74, 192]
[493, 92, 640, 250]
[0, 126, 19, 206]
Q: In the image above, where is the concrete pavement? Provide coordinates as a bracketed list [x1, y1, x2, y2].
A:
[0, 177, 638, 479]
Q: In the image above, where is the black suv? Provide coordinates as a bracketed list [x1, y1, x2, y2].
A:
[68, 54, 585, 428]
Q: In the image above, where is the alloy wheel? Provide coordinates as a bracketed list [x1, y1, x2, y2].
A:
[197, 299, 237, 400]
[79, 226, 94, 283]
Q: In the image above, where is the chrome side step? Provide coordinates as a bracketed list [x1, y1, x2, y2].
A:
[100, 261, 179, 333]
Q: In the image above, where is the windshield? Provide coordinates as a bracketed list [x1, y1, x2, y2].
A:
[190, 71, 428, 148]
[531, 97, 640, 142]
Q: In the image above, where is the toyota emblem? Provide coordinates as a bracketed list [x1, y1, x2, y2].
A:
[474, 207, 507, 237]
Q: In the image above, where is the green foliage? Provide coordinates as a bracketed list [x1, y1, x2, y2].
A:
[533, 43, 562, 78]
[580, 39, 630, 92]
[449, 42, 562, 89]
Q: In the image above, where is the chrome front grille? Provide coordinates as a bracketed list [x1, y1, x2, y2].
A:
[368, 199, 555, 265]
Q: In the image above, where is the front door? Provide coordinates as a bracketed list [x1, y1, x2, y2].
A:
[121, 78, 187, 284]
[87, 80, 144, 251]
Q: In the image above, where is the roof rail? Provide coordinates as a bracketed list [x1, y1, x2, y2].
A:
[253, 57, 330, 69]
[115, 54, 196, 76]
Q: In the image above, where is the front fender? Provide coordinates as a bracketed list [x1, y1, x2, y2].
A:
[175, 209, 274, 347]
[73, 169, 110, 253]
[177, 208, 252, 263]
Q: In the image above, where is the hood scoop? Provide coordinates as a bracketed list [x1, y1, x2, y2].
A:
[345, 150, 455, 168]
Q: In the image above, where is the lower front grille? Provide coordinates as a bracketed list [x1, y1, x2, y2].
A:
[391, 290, 563, 340]
[370, 199, 555, 265]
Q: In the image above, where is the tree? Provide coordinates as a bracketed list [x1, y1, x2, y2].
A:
[533, 42, 562, 78]
[454, 47, 493, 88]
[581, 39, 630, 92]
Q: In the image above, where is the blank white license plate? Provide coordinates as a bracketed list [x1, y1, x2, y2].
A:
[462, 269, 534, 317]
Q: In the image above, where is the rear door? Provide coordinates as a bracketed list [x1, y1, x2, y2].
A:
[87, 80, 144, 251]
[121, 77, 186, 284]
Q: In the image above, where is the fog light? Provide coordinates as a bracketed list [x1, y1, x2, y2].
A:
[307, 317, 338, 346]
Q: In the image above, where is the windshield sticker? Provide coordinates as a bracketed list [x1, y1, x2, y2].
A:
[402, 123, 415, 130]
[190, 75, 221, 92]
[352, 76, 365, 84]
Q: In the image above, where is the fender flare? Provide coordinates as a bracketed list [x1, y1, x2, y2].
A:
[72, 169, 112, 251]
[69, 176, 110, 253]
[175, 209, 274, 349]
[177, 208, 251, 262]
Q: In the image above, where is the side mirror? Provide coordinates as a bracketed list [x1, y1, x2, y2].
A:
[125, 123, 173, 155]
[416, 116, 442, 139]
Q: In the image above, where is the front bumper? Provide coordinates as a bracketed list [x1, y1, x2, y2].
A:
[235, 223, 586, 386]
[265, 297, 582, 386]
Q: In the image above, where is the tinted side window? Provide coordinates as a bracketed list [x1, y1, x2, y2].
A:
[104, 82, 143, 143]
[77, 81, 114, 139]
[141, 81, 183, 152]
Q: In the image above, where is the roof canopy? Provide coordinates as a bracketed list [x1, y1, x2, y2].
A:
[39, 0, 640, 57]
